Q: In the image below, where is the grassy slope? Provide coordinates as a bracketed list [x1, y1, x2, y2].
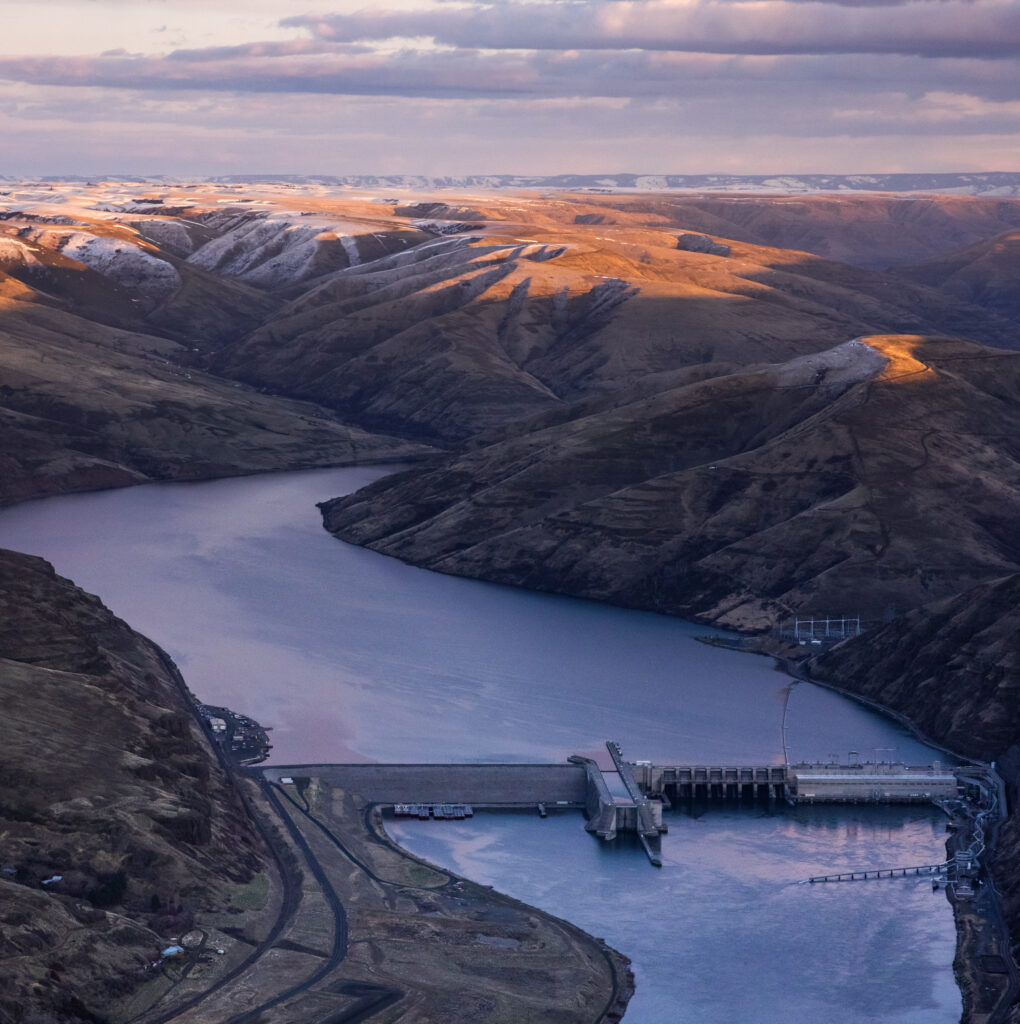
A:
[0, 549, 266, 1024]
[214, 220, 1019, 445]
[322, 335, 1020, 630]
[0, 287, 428, 504]
[895, 230, 1020, 325]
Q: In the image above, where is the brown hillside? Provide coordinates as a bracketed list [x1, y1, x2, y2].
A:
[896, 230, 1020, 324]
[557, 192, 1020, 269]
[0, 218, 279, 345]
[810, 576, 1020, 984]
[5, 184, 1017, 451]
[214, 221, 1018, 444]
[322, 335, 1020, 631]
[0, 291, 427, 504]
[811, 574, 1020, 762]
[0, 549, 265, 1023]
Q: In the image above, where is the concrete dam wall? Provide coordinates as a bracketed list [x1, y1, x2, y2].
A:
[261, 763, 589, 807]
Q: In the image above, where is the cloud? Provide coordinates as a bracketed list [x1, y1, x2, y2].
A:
[1, 0, 1017, 176]
[0, 44, 1016, 104]
[3, 83, 1018, 177]
[833, 89, 1020, 124]
[282, 0, 1020, 60]
[3, 63, 1018, 146]
[164, 40, 370, 63]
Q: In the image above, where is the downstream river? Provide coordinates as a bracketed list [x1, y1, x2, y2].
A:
[0, 467, 960, 1022]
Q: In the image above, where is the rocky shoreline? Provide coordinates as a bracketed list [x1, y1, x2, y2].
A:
[772, 646, 1020, 1023]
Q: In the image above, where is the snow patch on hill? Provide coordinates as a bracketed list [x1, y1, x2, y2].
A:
[0, 237, 42, 268]
[410, 219, 483, 235]
[187, 213, 367, 288]
[129, 218, 200, 257]
[58, 233, 181, 299]
[6, 191, 68, 204]
[197, 171, 1020, 196]
[338, 235, 360, 268]
[775, 338, 888, 386]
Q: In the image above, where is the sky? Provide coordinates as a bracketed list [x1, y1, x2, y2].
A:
[1, 0, 1019, 176]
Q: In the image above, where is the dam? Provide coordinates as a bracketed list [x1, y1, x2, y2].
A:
[258, 742, 960, 866]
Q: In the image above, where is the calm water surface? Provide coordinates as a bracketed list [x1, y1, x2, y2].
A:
[0, 467, 960, 1022]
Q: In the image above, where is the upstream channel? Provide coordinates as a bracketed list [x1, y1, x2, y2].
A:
[0, 466, 961, 1022]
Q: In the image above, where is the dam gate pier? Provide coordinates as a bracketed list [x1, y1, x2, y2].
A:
[639, 763, 790, 805]
[633, 759, 959, 808]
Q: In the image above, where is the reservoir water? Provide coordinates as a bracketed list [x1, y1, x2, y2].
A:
[0, 467, 961, 1022]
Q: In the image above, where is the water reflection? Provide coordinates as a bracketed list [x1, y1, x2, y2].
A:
[390, 805, 959, 1024]
[0, 467, 937, 769]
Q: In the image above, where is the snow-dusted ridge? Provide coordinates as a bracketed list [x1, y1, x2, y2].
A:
[186, 211, 376, 288]
[196, 172, 1020, 197]
[56, 232, 181, 299]
[774, 338, 889, 386]
[7, 172, 1020, 196]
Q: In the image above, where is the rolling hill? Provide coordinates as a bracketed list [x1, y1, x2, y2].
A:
[210, 214, 1019, 444]
[0, 548, 266, 1024]
[896, 230, 1020, 324]
[322, 335, 1020, 631]
[1, 179, 1019, 1022]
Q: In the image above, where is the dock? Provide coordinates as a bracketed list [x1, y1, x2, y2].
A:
[393, 804, 473, 820]
[807, 862, 948, 883]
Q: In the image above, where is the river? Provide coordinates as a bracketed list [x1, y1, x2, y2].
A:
[0, 466, 961, 1022]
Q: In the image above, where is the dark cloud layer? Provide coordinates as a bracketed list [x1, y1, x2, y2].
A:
[0, 0, 1016, 99]
[0, 45, 1016, 104]
[283, 1, 1020, 60]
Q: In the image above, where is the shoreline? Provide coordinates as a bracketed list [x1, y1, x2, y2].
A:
[144, 638, 636, 1023]
[0, 451, 429, 512]
[699, 629, 1019, 1023]
[367, 804, 634, 1023]
[155, 636, 635, 1022]
[760, 642, 1018, 1024]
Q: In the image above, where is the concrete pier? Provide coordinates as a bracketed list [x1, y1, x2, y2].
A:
[606, 742, 667, 865]
[637, 763, 788, 804]
[568, 754, 618, 840]
[636, 761, 957, 806]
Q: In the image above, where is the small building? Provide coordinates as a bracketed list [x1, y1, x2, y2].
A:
[788, 763, 957, 804]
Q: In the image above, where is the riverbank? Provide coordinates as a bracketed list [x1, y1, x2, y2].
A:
[141, 626, 636, 1023]
[197, 771, 633, 1023]
[762, 642, 1020, 1024]
[0, 549, 268, 1024]
[0, 546, 632, 1024]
